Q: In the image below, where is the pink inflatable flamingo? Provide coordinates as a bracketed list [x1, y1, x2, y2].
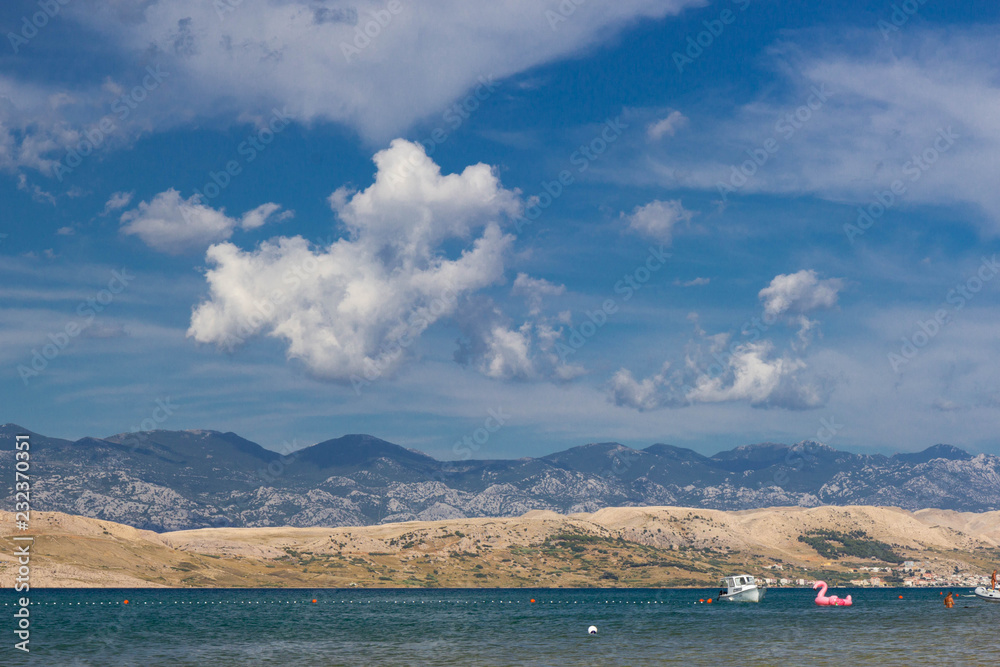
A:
[813, 580, 852, 607]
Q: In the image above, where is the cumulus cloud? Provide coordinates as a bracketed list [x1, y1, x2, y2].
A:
[685, 341, 828, 409]
[119, 190, 289, 254]
[758, 270, 843, 318]
[610, 340, 829, 411]
[454, 297, 584, 382]
[623, 199, 694, 244]
[647, 110, 688, 141]
[475, 323, 536, 380]
[610, 269, 839, 411]
[188, 139, 522, 383]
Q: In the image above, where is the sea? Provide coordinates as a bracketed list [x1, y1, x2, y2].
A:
[1, 587, 994, 665]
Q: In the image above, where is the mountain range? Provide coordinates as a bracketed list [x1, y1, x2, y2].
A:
[2, 424, 998, 531]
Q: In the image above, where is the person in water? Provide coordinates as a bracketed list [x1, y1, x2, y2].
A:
[944, 592, 954, 608]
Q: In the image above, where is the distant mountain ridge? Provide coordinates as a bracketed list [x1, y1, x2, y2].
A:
[1, 423, 998, 532]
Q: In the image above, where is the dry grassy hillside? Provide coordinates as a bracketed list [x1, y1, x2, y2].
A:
[2, 506, 998, 588]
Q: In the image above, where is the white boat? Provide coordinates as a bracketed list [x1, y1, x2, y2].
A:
[974, 587, 1000, 602]
[975, 569, 999, 602]
[718, 574, 766, 602]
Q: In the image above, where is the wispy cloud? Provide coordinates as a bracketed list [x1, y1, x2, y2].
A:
[101, 191, 133, 216]
[612, 27, 1000, 232]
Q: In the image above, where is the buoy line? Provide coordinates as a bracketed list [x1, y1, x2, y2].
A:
[6, 598, 721, 607]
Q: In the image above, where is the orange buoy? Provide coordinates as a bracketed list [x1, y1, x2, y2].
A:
[898, 595, 903, 599]
[530, 599, 536, 603]
[123, 600, 129, 604]
[699, 599, 704, 603]
[312, 599, 317, 603]
[707, 598, 713, 604]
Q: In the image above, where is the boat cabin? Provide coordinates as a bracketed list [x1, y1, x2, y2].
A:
[723, 575, 756, 590]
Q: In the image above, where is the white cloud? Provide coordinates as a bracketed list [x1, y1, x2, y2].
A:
[758, 270, 842, 318]
[454, 299, 584, 383]
[610, 341, 829, 411]
[610, 270, 839, 412]
[0, 0, 704, 173]
[101, 191, 133, 216]
[609, 364, 670, 411]
[331, 139, 520, 255]
[56, 226, 75, 236]
[119, 190, 288, 254]
[647, 110, 688, 141]
[477, 323, 536, 380]
[685, 341, 827, 409]
[512, 273, 565, 316]
[239, 202, 293, 230]
[188, 139, 521, 383]
[623, 199, 694, 244]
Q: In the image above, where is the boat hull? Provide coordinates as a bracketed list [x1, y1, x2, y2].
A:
[974, 587, 1000, 602]
[720, 586, 766, 603]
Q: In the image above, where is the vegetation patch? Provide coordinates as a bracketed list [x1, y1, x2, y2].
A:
[797, 530, 902, 562]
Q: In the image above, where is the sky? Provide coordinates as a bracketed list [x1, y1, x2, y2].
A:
[2, 0, 999, 459]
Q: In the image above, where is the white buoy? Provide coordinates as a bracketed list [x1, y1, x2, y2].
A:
[588, 626, 598, 635]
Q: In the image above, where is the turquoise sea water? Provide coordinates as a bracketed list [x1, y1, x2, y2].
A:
[1, 587, 994, 665]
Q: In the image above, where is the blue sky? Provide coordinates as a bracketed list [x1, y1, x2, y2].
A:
[2, 0, 999, 458]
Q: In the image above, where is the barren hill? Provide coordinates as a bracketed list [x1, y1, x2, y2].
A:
[2, 506, 998, 588]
